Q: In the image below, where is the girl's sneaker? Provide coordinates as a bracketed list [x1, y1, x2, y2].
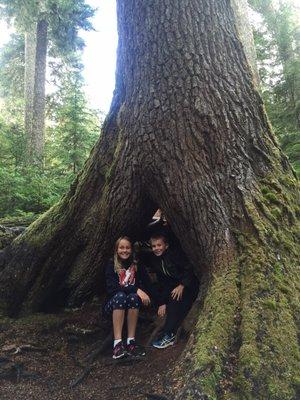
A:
[113, 341, 126, 359]
[127, 340, 146, 357]
[152, 332, 176, 349]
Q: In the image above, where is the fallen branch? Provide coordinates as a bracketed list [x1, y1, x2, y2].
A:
[2, 344, 46, 354]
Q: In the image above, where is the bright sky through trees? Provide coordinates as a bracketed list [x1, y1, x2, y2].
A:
[0, 0, 117, 114]
[80, 0, 117, 113]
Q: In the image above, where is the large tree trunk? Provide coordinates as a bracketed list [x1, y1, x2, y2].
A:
[0, 0, 299, 398]
[24, 19, 48, 165]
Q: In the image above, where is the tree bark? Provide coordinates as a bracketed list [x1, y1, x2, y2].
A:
[0, 0, 299, 398]
[24, 19, 48, 165]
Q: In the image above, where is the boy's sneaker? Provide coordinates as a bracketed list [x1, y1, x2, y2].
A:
[113, 341, 126, 359]
[152, 332, 176, 349]
[127, 340, 146, 357]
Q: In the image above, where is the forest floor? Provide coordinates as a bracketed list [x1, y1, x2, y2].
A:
[0, 302, 186, 400]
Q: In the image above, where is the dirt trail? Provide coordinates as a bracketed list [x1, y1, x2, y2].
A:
[0, 304, 185, 400]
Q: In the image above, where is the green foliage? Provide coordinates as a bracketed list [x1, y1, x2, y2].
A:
[0, 166, 59, 216]
[46, 58, 101, 175]
[0, 33, 24, 99]
[0, 60, 100, 219]
[0, 0, 99, 219]
[47, 0, 95, 57]
[0, 103, 26, 164]
[0, 112, 66, 216]
[0, 0, 39, 29]
[280, 132, 300, 175]
[250, 0, 300, 175]
[0, 0, 95, 50]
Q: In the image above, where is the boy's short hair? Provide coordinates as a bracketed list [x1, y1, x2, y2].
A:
[149, 233, 168, 244]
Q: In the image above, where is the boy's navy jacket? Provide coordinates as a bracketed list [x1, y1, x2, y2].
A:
[148, 247, 199, 305]
[104, 259, 154, 300]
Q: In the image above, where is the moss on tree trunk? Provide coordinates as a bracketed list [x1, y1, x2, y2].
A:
[0, 0, 299, 398]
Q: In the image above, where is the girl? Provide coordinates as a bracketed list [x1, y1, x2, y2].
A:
[104, 236, 152, 359]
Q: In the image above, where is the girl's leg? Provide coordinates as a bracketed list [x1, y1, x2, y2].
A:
[127, 308, 139, 338]
[112, 309, 125, 339]
[126, 294, 146, 356]
[108, 291, 127, 340]
[126, 293, 142, 339]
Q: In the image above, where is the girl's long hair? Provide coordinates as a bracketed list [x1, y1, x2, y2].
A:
[114, 236, 135, 274]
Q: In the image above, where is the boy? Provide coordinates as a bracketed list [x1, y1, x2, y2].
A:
[149, 234, 199, 348]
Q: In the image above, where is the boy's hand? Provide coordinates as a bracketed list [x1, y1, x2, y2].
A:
[137, 289, 151, 306]
[158, 304, 166, 317]
[171, 284, 184, 300]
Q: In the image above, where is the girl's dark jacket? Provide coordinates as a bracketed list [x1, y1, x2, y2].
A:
[104, 259, 155, 301]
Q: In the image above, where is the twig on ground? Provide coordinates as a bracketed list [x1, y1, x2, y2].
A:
[70, 364, 94, 388]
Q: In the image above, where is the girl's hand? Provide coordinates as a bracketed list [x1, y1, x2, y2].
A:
[137, 289, 151, 306]
[158, 304, 166, 317]
[171, 284, 184, 301]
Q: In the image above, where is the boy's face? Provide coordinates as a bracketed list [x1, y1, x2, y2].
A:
[151, 238, 168, 257]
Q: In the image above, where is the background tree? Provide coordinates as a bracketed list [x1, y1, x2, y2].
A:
[0, 56, 100, 220]
[0, 1, 299, 399]
[46, 58, 101, 175]
[250, 0, 300, 175]
[0, 1, 99, 219]
[0, 0, 94, 165]
[0, 61, 100, 219]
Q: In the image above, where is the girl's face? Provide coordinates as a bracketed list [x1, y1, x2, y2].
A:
[117, 239, 132, 261]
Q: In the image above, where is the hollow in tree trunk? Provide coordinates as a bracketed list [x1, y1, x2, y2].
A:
[0, 1, 299, 398]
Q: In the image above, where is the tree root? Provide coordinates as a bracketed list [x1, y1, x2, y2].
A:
[69, 364, 94, 388]
[0, 357, 40, 382]
[70, 332, 113, 388]
[84, 332, 113, 364]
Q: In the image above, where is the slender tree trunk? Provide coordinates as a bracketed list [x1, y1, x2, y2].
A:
[24, 29, 36, 151]
[231, 0, 260, 86]
[24, 19, 48, 165]
[0, 1, 299, 398]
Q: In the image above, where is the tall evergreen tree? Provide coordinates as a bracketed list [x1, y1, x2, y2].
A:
[46, 58, 100, 175]
[0, 0, 94, 165]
